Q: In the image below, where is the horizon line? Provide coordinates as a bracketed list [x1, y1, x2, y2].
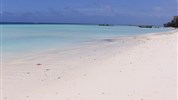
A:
[0, 22, 163, 26]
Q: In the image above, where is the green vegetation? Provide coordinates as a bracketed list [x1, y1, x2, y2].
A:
[138, 25, 153, 28]
[164, 16, 178, 28]
[98, 24, 113, 26]
[138, 25, 160, 28]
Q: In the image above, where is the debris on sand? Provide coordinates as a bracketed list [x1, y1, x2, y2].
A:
[46, 69, 50, 71]
[36, 63, 42, 66]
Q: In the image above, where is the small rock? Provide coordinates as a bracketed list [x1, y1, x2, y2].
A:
[146, 38, 150, 40]
[36, 63, 42, 66]
[46, 69, 50, 71]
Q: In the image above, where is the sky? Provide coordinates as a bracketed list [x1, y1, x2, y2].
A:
[1, 0, 178, 25]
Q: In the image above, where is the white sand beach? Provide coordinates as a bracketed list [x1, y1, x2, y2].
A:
[2, 30, 177, 100]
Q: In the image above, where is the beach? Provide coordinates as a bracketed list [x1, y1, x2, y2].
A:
[2, 30, 177, 100]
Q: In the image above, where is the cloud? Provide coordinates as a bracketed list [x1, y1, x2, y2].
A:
[153, 6, 162, 11]
[1, 2, 176, 25]
[48, 8, 61, 16]
[2, 11, 15, 15]
[73, 5, 116, 17]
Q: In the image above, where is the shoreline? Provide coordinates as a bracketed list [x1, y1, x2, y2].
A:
[2, 30, 177, 100]
[4, 30, 176, 63]
[2, 25, 174, 62]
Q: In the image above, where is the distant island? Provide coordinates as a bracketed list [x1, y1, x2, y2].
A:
[98, 24, 113, 26]
[138, 25, 160, 28]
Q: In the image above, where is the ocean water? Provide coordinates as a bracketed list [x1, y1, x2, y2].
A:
[2, 24, 172, 59]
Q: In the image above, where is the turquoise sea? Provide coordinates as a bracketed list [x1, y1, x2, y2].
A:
[2, 24, 172, 60]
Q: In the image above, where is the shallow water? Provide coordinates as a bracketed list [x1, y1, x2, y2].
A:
[2, 24, 172, 60]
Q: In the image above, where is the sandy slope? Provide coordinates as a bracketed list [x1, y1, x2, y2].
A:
[2, 31, 177, 100]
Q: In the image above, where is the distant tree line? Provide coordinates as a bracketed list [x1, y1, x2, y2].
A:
[138, 25, 160, 28]
[98, 24, 113, 26]
[164, 16, 178, 28]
